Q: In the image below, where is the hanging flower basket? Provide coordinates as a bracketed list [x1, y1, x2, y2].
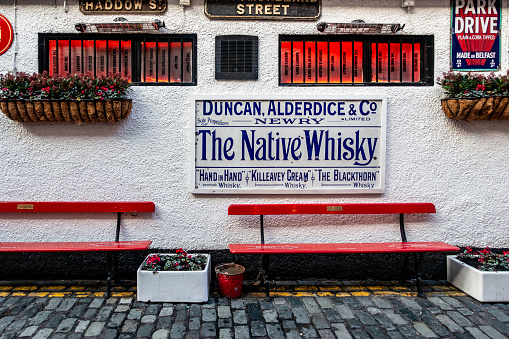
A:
[0, 72, 132, 124]
[441, 97, 509, 122]
[0, 99, 132, 123]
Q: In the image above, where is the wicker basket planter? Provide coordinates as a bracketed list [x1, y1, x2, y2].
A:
[0, 99, 132, 123]
[441, 97, 509, 122]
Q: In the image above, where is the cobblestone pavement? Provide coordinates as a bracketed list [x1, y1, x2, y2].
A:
[0, 280, 508, 338]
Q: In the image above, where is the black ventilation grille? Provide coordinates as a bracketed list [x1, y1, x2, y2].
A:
[215, 35, 258, 80]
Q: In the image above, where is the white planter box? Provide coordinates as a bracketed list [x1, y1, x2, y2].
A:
[447, 255, 509, 302]
[137, 253, 211, 303]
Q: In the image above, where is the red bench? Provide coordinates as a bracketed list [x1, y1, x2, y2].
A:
[0, 201, 155, 297]
[228, 203, 459, 298]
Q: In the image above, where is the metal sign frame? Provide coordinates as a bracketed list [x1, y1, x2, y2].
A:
[79, 0, 167, 14]
[205, 0, 321, 20]
[193, 95, 387, 195]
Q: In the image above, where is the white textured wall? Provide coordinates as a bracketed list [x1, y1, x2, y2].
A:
[0, 0, 508, 249]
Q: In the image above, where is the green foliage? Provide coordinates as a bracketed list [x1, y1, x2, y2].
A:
[142, 249, 208, 272]
[0, 71, 131, 101]
[437, 71, 509, 98]
[457, 247, 509, 272]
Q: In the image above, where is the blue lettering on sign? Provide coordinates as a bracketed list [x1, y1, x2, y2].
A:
[197, 128, 378, 164]
[359, 101, 377, 115]
[241, 130, 302, 161]
[303, 130, 378, 165]
[204, 100, 380, 117]
[202, 101, 262, 116]
[285, 102, 294, 115]
[197, 130, 235, 161]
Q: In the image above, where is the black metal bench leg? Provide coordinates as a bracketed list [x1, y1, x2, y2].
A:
[106, 252, 115, 298]
[261, 254, 271, 301]
[400, 253, 410, 282]
[414, 253, 425, 298]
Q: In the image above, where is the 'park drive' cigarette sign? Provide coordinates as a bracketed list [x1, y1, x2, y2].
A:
[451, 0, 500, 71]
[193, 96, 386, 194]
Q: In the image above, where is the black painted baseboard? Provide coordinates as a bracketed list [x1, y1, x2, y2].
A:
[0, 248, 465, 282]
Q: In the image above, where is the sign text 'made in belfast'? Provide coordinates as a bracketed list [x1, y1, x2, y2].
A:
[194, 98, 386, 194]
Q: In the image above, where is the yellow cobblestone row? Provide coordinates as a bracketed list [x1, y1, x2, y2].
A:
[342, 286, 368, 291]
[69, 286, 87, 291]
[366, 286, 387, 291]
[38, 286, 67, 291]
[0, 285, 465, 298]
[28, 292, 50, 297]
[11, 286, 38, 291]
[318, 286, 343, 291]
[294, 286, 319, 291]
[350, 291, 371, 297]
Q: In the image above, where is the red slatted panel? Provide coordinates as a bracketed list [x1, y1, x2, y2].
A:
[229, 242, 459, 254]
[0, 241, 152, 252]
[0, 202, 155, 213]
[228, 203, 436, 215]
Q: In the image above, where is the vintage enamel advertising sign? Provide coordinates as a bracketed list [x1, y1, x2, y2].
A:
[0, 14, 13, 56]
[193, 96, 386, 194]
[451, 0, 500, 71]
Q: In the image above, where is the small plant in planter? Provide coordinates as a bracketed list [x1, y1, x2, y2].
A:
[0, 71, 132, 123]
[437, 71, 509, 121]
[447, 246, 509, 302]
[137, 249, 211, 303]
[140, 249, 208, 272]
[456, 247, 509, 271]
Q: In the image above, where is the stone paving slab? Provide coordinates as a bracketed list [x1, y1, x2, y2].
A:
[0, 280, 507, 338]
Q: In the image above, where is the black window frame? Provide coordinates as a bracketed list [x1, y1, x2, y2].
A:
[215, 35, 259, 80]
[38, 33, 198, 86]
[279, 34, 434, 86]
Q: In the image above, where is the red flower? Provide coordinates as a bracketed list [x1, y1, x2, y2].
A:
[146, 255, 161, 265]
[476, 84, 485, 91]
[480, 247, 491, 255]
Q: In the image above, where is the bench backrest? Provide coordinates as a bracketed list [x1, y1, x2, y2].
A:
[0, 201, 155, 242]
[228, 203, 436, 215]
[0, 202, 155, 213]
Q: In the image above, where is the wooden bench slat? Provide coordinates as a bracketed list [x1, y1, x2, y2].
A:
[0, 201, 155, 213]
[0, 241, 152, 252]
[228, 203, 436, 215]
[229, 242, 460, 254]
